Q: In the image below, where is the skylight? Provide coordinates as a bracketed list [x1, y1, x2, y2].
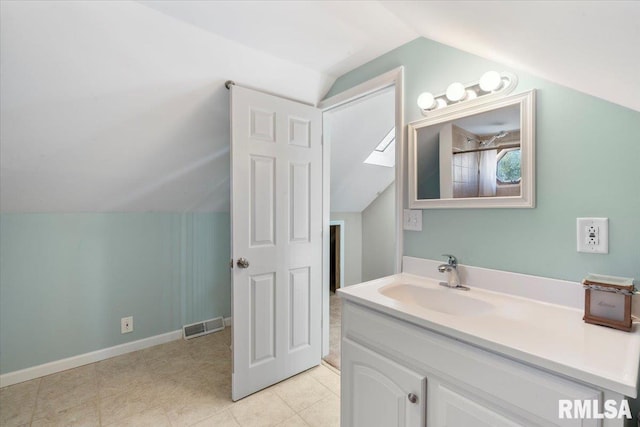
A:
[364, 128, 395, 168]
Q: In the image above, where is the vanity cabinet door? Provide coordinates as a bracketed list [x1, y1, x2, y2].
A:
[342, 339, 426, 427]
[432, 382, 522, 427]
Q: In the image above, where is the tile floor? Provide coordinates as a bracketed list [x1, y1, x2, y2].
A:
[0, 328, 341, 427]
[322, 293, 341, 370]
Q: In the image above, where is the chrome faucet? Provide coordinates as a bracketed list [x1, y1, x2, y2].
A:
[437, 254, 469, 291]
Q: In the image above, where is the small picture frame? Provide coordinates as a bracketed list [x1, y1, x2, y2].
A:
[582, 274, 635, 332]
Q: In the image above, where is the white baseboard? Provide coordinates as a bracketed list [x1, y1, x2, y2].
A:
[224, 316, 232, 327]
[0, 330, 182, 388]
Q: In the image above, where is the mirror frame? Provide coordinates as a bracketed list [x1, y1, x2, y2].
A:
[408, 89, 536, 209]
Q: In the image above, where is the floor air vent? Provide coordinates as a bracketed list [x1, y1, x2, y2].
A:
[183, 317, 225, 340]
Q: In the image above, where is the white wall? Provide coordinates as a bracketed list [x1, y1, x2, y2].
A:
[0, 0, 332, 213]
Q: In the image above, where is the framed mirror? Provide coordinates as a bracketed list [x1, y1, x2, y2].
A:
[408, 90, 535, 209]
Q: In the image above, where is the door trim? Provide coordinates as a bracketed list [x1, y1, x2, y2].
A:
[319, 66, 405, 357]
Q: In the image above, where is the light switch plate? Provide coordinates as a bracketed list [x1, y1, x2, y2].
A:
[403, 209, 422, 231]
[577, 218, 608, 253]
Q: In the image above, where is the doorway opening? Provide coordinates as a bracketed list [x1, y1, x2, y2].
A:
[329, 221, 345, 293]
[330, 224, 340, 292]
[325, 221, 344, 368]
[321, 81, 400, 370]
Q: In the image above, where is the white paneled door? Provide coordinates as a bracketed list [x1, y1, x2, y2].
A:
[230, 86, 322, 401]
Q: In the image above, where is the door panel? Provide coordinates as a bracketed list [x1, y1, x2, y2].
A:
[231, 85, 322, 401]
[249, 272, 276, 366]
[289, 162, 310, 242]
[250, 155, 275, 246]
[289, 267, 311, 351]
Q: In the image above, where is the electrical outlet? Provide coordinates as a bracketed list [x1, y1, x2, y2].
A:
[403, 209, 422, 231]
[585, 224, 599, 246]
[121, 316, 133, 334]
[577, 218, 608, 253]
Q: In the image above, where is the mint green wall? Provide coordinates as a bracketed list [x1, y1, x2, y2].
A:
[0, 212, 230, 374]
[362, 183, 396, 282]
[326, 37, 640, 283]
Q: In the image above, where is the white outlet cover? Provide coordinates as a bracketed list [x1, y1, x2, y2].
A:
[121, 316, 133, 334]
[403, 209, 422, 231]
[577, 218, 608, 253]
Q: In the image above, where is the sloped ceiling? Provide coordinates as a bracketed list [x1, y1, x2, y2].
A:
[0, 1, 335, 212]
[1, 1, 638, 212]
[327, 88, 395, 213]
[381, 1, 640, 112]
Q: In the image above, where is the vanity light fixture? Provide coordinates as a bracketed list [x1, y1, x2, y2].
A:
[479, 70, 504, 92]
[417, 92, 447, 110]
[417, 71, 518, 117]
[445, 82, 466, 102]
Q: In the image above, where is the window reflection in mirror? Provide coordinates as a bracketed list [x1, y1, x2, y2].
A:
[416, 104, 521, 200]
[408, 90, 535, 209]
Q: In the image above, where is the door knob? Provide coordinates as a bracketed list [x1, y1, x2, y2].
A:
[407, 393, 418, 404]
[236, 257, 250, 269]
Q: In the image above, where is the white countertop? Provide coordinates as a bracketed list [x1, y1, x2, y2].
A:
[337, 272, 640, 397]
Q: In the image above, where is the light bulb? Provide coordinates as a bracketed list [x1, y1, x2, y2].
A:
[479, 71, 503, 92]
[435, 98, 447, 109]
[417, 92, 436, 110]
[465, 89, 477, 100]
[446, 82, 466, 102]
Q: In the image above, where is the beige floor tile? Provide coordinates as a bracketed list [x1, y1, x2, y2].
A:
[160, 375, 233, 427]
[145, 354, 195, 378]
[39, 365, 96, 390]
[96, 352, 154, 399]
[164, 394, 233, 427]
[0, 378, 40, 427]
[324, 293, 342, 370]
[35, 380, 97, 418]
[180, 359, 231, 381]
[0, 328, 340, 427]
[275, 414, 309, 427]
[177, 362, 230, 397]
[34, 365, 98, 419]
[190, 409, 241, 427]
[142, 339, 191, 362]
[156, 370, 222, 406]
[102, 405, 170, 427]
[192, 331, 230, 354]
[31, 399, 99, 427]
[298, 395, 340, 427]
[98, 381, 160, 425]
[95, 350, 144, 373]
[307, 365, 340, 396]
[97, 366, 155, 399]
[229, 390, 295, 427]
[272, 373, 332, 412]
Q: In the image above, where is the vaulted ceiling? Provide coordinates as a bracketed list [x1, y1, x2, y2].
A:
[1, 1, 638, 212]
[327, 87, 396, 213]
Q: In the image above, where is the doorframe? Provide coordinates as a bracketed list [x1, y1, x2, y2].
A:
[319, 66, 405, 357]
[329, 220, 345, 291]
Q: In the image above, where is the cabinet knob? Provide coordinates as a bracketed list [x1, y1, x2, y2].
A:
[407, 393, 418, 404]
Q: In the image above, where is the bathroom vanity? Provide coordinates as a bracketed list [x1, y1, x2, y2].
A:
[338, 257, 640, 427]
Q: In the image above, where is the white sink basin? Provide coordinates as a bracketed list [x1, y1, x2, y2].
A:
[379, 283, 495, 316]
